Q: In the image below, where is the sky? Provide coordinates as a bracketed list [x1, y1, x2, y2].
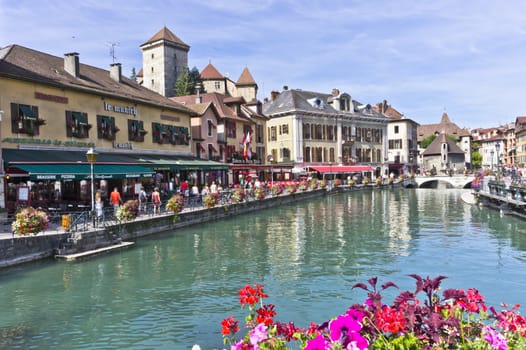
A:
[2, 0, 526, 129]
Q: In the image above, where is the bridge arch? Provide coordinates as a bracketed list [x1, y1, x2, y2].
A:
[412, 176, 475, 189]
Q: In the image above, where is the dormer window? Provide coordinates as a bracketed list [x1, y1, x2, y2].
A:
[308, 97, 325, 109]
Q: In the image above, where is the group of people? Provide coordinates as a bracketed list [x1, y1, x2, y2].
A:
[94, 186, 163, 226]
[92, 179, 228, 225]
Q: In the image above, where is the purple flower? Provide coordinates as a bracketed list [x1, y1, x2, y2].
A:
[249, 323, 268, 348]
[304, 334, 331, 350]
[483, 326, 508, 350]
[329, 314, 363, 342]
[231, 339, 244, 350]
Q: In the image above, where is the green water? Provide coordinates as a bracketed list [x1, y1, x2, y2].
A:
[0, 189, 525, 349]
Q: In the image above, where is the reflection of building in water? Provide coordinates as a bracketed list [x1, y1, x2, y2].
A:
[385, 191, 412, 256]
[264, 207, 305, 281]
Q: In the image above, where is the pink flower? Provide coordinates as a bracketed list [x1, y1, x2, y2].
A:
[249, 323, 268, 348]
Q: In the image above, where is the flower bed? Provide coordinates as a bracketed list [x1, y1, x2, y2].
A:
[12, 207, 49, 236]
[221, 275, 526, 349]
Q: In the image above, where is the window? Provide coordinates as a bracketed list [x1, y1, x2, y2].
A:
[394, 125, 399, 134]
[151, 53, 154, 59]
[303, 123, 311, 139]
[11, 103, 43, 136]
[281, 124, 289, 135]
[97, 115, 118, 141]
[128, 119, 146, 142]
[151, 67, 154, 73]
[215, 81, 221, 90]
[227, 121, 236, 138]
[207, 120, 214, 137]
[66, 111, 90, 138]
[269, 126, 277, 141]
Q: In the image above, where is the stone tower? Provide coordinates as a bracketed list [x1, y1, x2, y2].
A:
[140, 26, 190, 97]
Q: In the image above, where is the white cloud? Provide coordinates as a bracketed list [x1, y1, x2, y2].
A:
[2, 0, 526, 128]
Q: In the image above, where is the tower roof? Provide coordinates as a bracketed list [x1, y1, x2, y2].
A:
[141, 26, 189, 50]
[200, 63, 224, 79]
[236, 67, 256, 85]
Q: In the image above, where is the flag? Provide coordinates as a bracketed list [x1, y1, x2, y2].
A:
[243, 131, 251, 159]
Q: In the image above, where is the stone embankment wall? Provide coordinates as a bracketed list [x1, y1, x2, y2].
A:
[0, 189, 327, 268]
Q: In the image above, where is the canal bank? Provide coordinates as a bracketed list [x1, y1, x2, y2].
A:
[0, 188, 328, 268]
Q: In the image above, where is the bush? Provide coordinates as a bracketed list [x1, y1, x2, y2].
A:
[12, 207, 49, 236]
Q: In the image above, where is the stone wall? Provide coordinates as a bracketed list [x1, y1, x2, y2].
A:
[0, 189, 326, 268]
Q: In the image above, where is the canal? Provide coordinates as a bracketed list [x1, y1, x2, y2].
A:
[0, 188, 525, 349]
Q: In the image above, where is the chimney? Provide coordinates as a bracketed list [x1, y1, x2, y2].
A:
[64, 52, 80, 78]
[195, 95, 202, 104]
[270, 91, 279, 101]
[110, 63, 122, 82]
[332, 88, 340, 97]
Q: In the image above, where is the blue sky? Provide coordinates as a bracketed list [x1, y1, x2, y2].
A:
[1, 0, 526, 129]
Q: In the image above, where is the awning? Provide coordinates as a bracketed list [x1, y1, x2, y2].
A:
[8, 163, 155, 181]
[19, 105, 36, 119]
[309, 165, 375, 174]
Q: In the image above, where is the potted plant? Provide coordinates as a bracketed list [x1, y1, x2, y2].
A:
[116, 200, 139, 222]
[166, 194, 185, 213]
[254, 187, 266, 200]
[203, 193, 220, 208]
[231, 188, 245, 203]
[12, 207, 49, 236]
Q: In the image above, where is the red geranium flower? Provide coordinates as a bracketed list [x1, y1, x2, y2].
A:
[221, 316, 239, 336]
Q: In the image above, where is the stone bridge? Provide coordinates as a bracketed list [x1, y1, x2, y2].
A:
[411, 175, 476, 189]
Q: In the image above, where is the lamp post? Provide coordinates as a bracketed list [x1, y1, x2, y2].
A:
[495, 142, 500, 181]
[490, 150, 494, 172]
[267, 155, 274, 188]
[86, 148, 97, 215]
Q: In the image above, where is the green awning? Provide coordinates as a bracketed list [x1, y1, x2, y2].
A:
[11, 163, 154, 181]
[19, 105, 36, 119]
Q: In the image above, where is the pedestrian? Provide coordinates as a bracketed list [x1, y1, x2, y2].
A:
[110, 187, 122, 215]
[152, 187, 161, 215]
[180, 180, 189, 197]
[210, 181, 217, 194]
[95, 191, 104, 226]
[139, 186, 147, 214]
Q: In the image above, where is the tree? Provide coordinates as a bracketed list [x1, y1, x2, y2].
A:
[420, 134, 436, 149]
[175, 66, 204, 96]
[130, 67, 137, 82]
[471, 141, 482, 169]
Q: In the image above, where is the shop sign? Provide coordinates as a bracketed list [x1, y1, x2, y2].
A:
[2, 137, 95, 148]
[112, 141, 132, 150]
[103, 102, 137, 116]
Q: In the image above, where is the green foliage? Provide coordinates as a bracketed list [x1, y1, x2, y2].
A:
[420, 134, 437, 149]
[130, 67, 137, 82]
[175, 66, 204, 96]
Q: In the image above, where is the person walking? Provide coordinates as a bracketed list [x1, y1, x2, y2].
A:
[95, 191, 104, 226]
[152, 187, 161, 215]
[110, 187, 122, 215]
[138, 186, 148, 214]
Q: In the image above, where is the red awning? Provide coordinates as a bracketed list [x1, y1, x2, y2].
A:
[310, 165, 375, 174]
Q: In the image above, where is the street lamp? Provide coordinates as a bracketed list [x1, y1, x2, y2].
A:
[490, 150, 494, 171]
[86, 148, 98, 215]
[267, 155, 274, 188]
[495, 142, 500, 180]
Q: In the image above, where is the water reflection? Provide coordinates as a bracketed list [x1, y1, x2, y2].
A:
[0, 189, 525, 349]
